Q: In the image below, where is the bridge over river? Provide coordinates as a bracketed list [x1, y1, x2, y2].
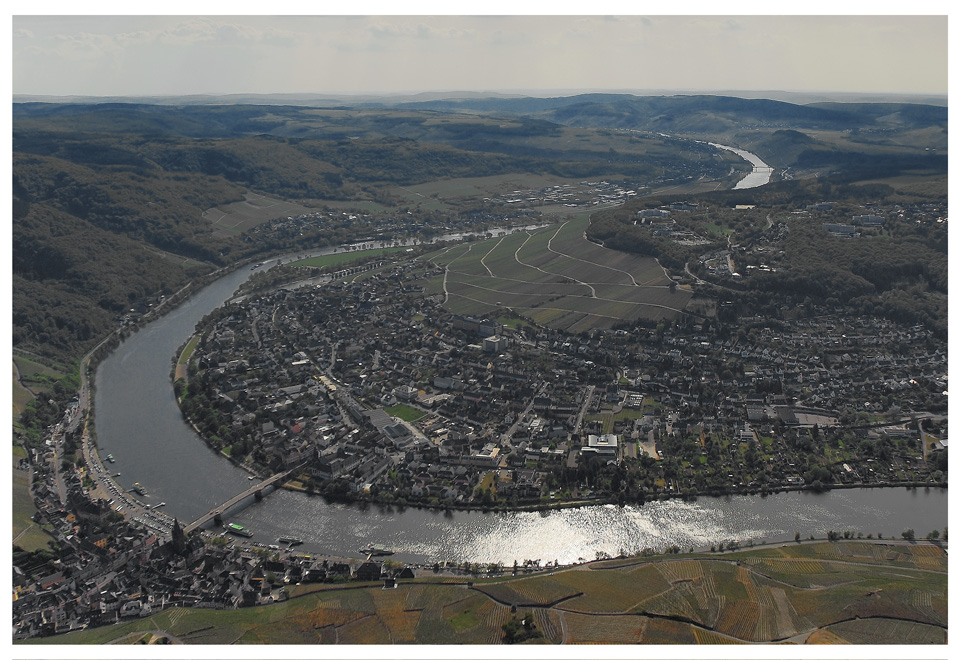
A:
[183, 464, 306, 534]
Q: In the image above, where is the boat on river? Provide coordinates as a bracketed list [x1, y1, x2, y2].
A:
[360, 543, 394, 557]
[106, 454, 115, 463]
[278, 535, 303, 546]
[132, 482, 147, 496]
[225, 522, 254, 537]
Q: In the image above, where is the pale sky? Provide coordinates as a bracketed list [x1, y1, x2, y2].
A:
[8, 6, 951, 97]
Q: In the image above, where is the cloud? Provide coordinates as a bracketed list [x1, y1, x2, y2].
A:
[10, 15, 948, 97]
[722, 18, 745, 31]
[367, 19, 471, 42]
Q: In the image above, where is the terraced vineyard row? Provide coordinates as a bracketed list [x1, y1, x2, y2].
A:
[425, 215, 694, 333]
[35, 541, 946, 645]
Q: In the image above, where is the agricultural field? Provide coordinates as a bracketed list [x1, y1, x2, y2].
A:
[21, 541, 946, 645]
[13, 353, 65, 392]
[204, 191, 316, 236]
[289, 246, 411, 270]
[12, 366, 34, 420]
[421, 214, 694, 333]
[13, 353, 70, 420]
[389, 173, 590, 205]
[815, 618, 946, 644]
[12, 447, 51, 553]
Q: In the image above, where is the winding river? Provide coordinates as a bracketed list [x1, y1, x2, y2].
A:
[94, 216, 946, 566]
[709, 142, 775, 189]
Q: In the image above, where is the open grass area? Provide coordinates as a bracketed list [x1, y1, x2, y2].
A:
[13, 449, 52, 553]
[13, 354, 65, 382]
[13, 354, 67, 407]
[177, 336, 200, 367]
[289, 246, 410, 269]
[702, 221, 733, 238]
[205, 192, 315, 236]
[498, 315, 528, 330]
[611, 408, 647, 427]
[585, 412, 615, 434]
[174, 335, 201, 382]
[384, 404, 427, 423]
[138, 243, 210, 272]
[13, 365, 35, 419]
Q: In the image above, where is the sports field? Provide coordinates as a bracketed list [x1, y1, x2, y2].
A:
[424, 215, 693, 333]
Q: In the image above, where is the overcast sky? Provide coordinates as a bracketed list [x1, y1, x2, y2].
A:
[9, 8, 951, 97]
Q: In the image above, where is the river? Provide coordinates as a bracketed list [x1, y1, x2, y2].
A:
[709, 142, 775, 189]
[94, 232, 946, 565]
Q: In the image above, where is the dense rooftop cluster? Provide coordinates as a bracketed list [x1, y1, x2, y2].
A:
[242, 202, 544, 251]
[14, 408, 432, 640]
[180, 243, 947, 509]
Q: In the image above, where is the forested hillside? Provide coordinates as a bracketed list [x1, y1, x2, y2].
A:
[12, 93, 948, 368]
[588, 177, 947, 338]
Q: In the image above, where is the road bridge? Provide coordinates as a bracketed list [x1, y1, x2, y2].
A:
[183, 463, 305, 534]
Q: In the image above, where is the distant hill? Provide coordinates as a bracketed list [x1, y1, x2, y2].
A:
[14, 88, 947, 107]
[12, 93, 948, 365]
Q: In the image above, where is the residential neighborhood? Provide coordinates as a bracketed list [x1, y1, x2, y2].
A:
[176, 233, 947, 509]
[13, 196, 947, 640]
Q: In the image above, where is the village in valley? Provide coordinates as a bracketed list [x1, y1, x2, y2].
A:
[178, 197, 948, 511]
[15, 187, 948, 638]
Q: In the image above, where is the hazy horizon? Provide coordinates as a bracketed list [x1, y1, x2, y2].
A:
[12, 14, 949, 98]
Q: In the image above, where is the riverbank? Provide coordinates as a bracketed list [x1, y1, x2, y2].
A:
[91, 223, 947, 566]
[18, 537, 947, 645]
[276, 476, 947, 517]
[707, 141, 775, 189]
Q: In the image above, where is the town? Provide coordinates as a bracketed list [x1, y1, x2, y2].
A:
[14, 192, 947, 639]
[178, 205, 947, 509]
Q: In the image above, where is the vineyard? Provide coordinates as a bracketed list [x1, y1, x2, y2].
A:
[421, 215, 694, 334]
[28, 540, 946, 645]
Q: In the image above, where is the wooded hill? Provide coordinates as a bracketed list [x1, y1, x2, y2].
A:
[12, 93, 948, 365]
[11, 100, 724, 364]
[588, 176, 947, 338]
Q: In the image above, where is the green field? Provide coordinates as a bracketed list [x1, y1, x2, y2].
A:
[389, 173, 589, 204]
[13, 354, 69, 419]
[289, 246, 411, 270]
[13, 365, 34, 420]
[177, 336, 200, 367]
[205, 191, 316, 236]
[384, 404, 427, 422]
[13, 354, 65, 388]
[24, 540, 944, 645]
[423, 215, 692, 334]
[12, 447, 51, 553]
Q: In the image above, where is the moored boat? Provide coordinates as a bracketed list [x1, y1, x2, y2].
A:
[278, 535, 303, 546]
[360, 542, 394, 556]
[225, 522, 254, 537]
